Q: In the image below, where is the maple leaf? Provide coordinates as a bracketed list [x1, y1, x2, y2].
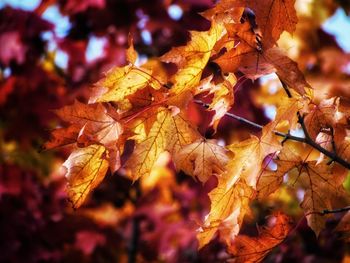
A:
[205, 0, 297, 47]
[226, 126, 281, 188]
[161, 22, 225, 95]
[214, 41, 264, 77]
[257, 142, 348, 235]
[198, 128, 281, 248]
[245, 0, 298, 47]
[91, 65, 163, 104]
[297, 163, 348, 236]
[264, 48, 310, 96]
[227, 212, 293, 263]
[63, 144, 109, 209]
[333, 125, 350, 163]
[197, 179, 254, 249]
[174, 139, 230, 183]
[194, 73, 236, 130]
[201, 3, 244, 24]
[304, 97, 337, 140]
[208, 73, 236, 130]
[125, 107, 200, 181]
[215, 45, 309, 95]
[45, 100, 123, 149]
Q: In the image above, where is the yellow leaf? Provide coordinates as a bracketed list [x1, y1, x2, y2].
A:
[226, 128, 281, 188]
[126, 107, 200, 181]
[198, 127, 280, 248]
[161, 22, 225, 95]
[126, 34, 137, 64]
[174, 139, 230, 183]
[197, 179, 253, 248]
[92, 65, 163, 103]
[208, 73, 236, 131]
[63, 145, 109, 209]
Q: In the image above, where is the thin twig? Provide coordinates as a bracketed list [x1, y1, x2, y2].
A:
[280, 78, 350, 169]
[320, 206, 350, 215]
[194, 100, 350, 169]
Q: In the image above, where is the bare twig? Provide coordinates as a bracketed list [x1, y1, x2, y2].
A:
[320, 206, 350, 215]
[194, 100, 350, 170]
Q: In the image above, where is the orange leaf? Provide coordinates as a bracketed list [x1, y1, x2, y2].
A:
[174, 139, 230, 183]
[63, 145, 109, 209]
[197, 179, 254, 249]
[227, 212, 293, 263]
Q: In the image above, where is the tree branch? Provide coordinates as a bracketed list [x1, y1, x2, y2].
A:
[194, 100, 350, 169]
[279, 78, 350, 170]
[320, 206, 350, 215]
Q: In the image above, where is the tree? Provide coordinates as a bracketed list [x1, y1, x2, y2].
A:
[1, 0, 350, 262]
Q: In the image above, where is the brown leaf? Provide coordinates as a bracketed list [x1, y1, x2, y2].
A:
[304, 97, 337, 140]
[246, 0, 298, 47]
[265, 48, 310, 95]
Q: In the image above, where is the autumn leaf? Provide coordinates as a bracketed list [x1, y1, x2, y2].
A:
[227, 212, 293, 263]
[91, 65, 163, 103]
[333, 125, 350, 163]
[44, 125, 81, 150]
[257, 143, 301, 199]
[63, 144, 109, 209]
[208, 73, 236, 130]
[265, 48, 310, 96]
[304, 97, 337, 140]
[214, 41, 264, 77]
[197, 179, 254, 249]
[257, 142, 348, 235]
[204, 0, 297, 47]
[198, 127, 281, 248]
[125, 107, 200, 181]
[174, 139, 230, 183]
[226, 125, 281, 188]
[246, 0, 298, 47]
[201, 3, 243, 24]
[45, 100, 123, 149]
[126, 34, 137, 65]
[194, 73, 236, 130]
[298, 163, 348, 236]
[216, 46, 309, 94]
[161, 22, 225, 95]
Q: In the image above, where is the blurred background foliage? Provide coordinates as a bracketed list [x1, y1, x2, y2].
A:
[0, 0, 350, 262]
